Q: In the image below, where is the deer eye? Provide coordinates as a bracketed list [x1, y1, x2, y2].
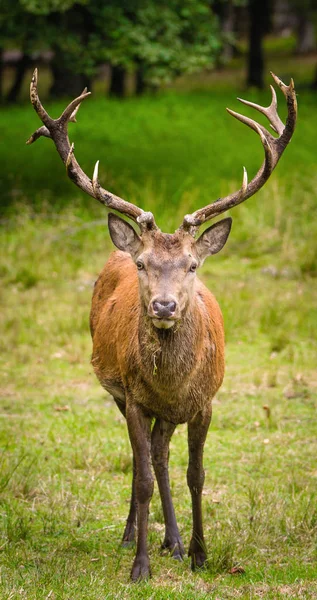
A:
[136, 260, 144, 271]
[189, 262, 197, 272]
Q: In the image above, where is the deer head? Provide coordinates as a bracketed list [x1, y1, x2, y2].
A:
[107, 213, 232, 328]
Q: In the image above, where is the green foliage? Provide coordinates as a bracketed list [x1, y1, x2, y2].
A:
[21, 0, 87, 14]
[1, 0, 222, 87]
[0, 0, 41, 51]
[91, 1, 221, 86]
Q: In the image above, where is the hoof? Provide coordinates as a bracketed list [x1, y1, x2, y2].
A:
[188, 539, 207, 570]
[121, 522, 135, 547]
[130, 556, 151, 582]
[161, 538, 185, 561]
[189, 549, 207, 571]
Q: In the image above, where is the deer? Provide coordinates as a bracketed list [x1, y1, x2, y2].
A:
[27, 70, 297, 581]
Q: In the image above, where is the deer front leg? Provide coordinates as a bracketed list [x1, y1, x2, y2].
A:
[187, 407, 212, 570]
[126, 402, 153, 581]
[151, 419, 185, 560]
[122, 455, 137, 546]
[113, 399, 137, 546]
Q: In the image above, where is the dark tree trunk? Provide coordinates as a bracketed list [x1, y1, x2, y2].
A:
[214, 0, 235, 63]
[311, 65, 317, 90]
[222, 1, 235, 62]
[50, 53, 90, 98]
[135, 65, 146, 95]
[247, 0, 271, 88]
[0, 48, 3, 102]
[296, 15, 316, 54]
[109, 65, 126, 97]
[6, 53, 32, 103]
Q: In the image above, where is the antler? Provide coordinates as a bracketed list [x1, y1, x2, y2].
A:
[26, 69, 156, 231]
[181, 72, 297, 235]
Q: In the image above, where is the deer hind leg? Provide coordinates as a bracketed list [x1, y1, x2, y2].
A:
[113, 399, 137, 546]
[126, 402, 154, 581]
[151, 419, 185, 560]
[187, 407, 212, 570]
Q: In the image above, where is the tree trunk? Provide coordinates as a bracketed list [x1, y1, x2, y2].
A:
[50, 51, 90, 98]
[6, 53, 32, 103]
[0, 48, 3, 102]
[311, 65, 317, 90]
[214, 0, 235, 62]
[109, 65, 126, 97]
[222, 1, 235, 62]
[135, 66, 146, 95]
[296, 15, 316, 54]
[247, 0, 271, 88]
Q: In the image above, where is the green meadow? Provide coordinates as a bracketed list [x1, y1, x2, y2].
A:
[0, 61, 316, 598]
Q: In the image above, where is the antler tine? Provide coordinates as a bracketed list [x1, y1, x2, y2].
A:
[181, 73, 297, 235]
[92, 160, 102, 200]
[29, 68, 53, 128]
[226, 115, 275, 174]
[26, 69, 157, 230]
[237, 85, 284, 135]
[59, 88, 91, 126]
[226, 107, 274, 145]
[27, 82, 90, 144]
[91, 159, 155, 230]
[26, 125, 51, 145]
[69, 89, 87, 123]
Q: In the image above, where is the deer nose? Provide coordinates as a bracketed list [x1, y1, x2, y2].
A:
[152, 300, 177, 319]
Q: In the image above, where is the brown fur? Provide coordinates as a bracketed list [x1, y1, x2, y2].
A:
[91, 250, 224, 423]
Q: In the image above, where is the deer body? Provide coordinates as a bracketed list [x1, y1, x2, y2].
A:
[27, 69, 297, 580]
[89, 226, 229, 579]
[90, 249, 225, 425]
[87, 220, 234, 579]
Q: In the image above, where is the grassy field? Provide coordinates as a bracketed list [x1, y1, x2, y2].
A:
[0, 61, 317, 598]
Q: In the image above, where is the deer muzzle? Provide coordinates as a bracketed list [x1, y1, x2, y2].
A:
[149, 298, 178, 329]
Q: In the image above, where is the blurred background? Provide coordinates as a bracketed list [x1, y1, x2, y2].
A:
[2, 0, 317, 100]
[1, 0, 317, 214]
[0, 3, 317, 597]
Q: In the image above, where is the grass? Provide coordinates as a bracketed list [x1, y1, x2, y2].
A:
[1, 55, 317, 597]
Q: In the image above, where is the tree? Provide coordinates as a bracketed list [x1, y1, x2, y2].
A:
[286, 0, 317, 88]
[213, 0, 236, 63]
[1, 0, 223, 100]
[6, 52, 32, 103]
[22, 0, 94, 97]
[0, 0, 95, 101]
[0, 0, 41, 102]
[247, 0, 272, 88]
[93, 1, 222, 96]
[289, 0, 317, 54]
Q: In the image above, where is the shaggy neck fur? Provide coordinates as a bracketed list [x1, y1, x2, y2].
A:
[137, 297, 205, 391]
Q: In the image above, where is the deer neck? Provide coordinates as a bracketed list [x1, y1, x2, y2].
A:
[137, 298, 204, 389]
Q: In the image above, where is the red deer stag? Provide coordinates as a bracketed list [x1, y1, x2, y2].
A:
[27, 70, 297, 581]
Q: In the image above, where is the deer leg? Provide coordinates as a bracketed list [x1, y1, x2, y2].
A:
[122, 455, 137, 546]
[151, 419, 185, 560]
[187, 408, 212, 570]
[126, 402, 153, 581]
[113, 398, 137, 546]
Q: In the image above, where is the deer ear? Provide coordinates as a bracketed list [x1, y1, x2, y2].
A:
[108, 213, 142, 258]
[195, 217, 232, 264]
